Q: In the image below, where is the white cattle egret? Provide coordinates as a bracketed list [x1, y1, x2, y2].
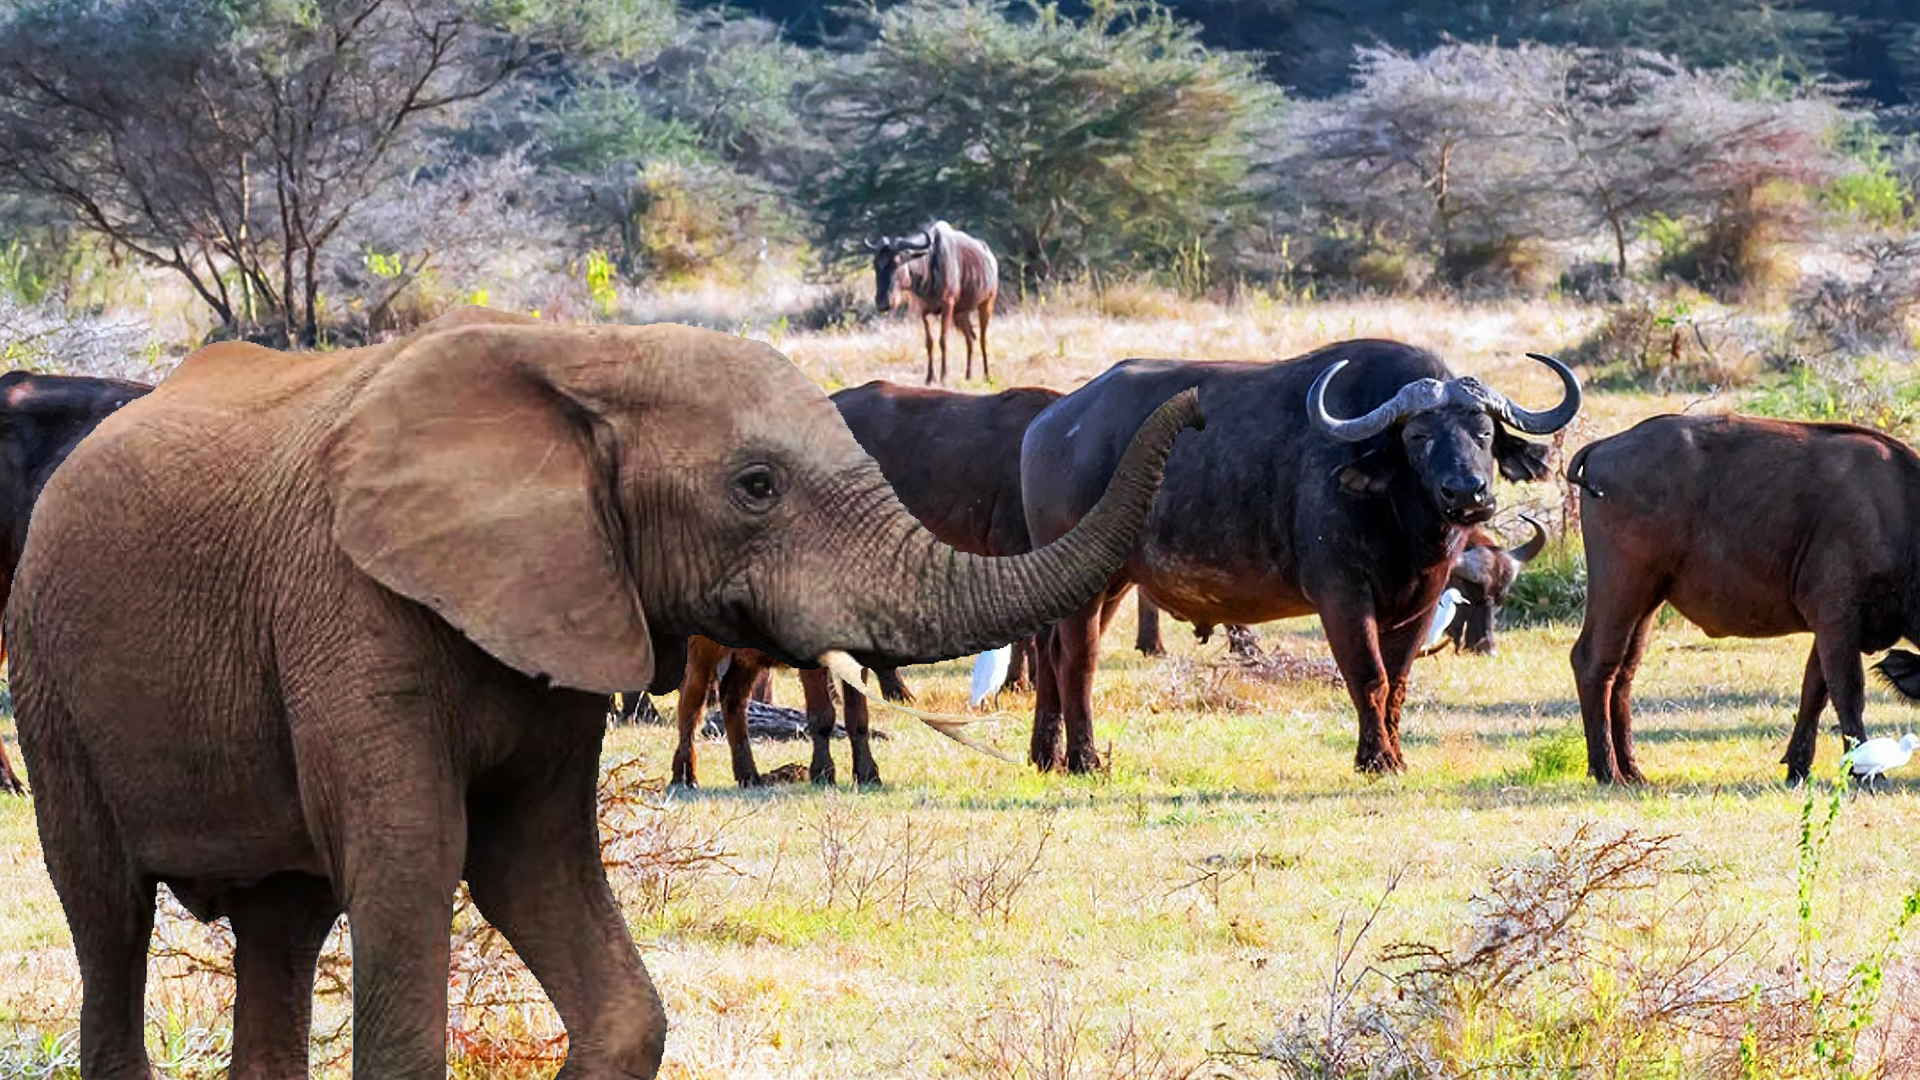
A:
[1421, 588, 1468, 654]
[971, 645, 1014, 708]
[1843, 732, 1920, 787]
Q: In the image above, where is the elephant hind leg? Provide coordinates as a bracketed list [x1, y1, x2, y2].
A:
[21, 689, 156, 1077]
[229, 873, 340, 1080]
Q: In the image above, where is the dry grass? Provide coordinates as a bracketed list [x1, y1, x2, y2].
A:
[2, 293, 1919, 1077]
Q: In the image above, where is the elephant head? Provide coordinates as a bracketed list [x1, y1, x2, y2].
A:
[324, 316, 1203, 697]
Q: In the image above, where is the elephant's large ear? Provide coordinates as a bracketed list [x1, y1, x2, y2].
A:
[324, 326, 654, 693]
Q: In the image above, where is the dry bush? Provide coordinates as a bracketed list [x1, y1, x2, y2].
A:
[0, 295, 167, 380]
[1789, 237, 1920, 362]
[1255, 820, 1920, 1079]
[1564, 293, 1770, 391]
[942, 809, 1059, 926]
[951, 980, 1206, 1080]
[810, 799, 944, 920]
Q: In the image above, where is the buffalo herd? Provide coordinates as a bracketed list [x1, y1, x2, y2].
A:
[1, 333, 1916, 796]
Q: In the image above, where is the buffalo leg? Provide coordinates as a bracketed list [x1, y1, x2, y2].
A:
[718, 653, 765, 788]
[228, 874, 339, 1080]
[1008, 636, 1034, 693]
[1377, 616, 1428, 765]
[1783, 644, 1829, 784]
[802, 667, 838, 786]
[1134, 594, 1165, 656]
[671, 637, 726, 787]
[1058, 580, 1128, 773]
[842, 672, 880, 786]
[1029, 626, 1066, 771]
[976, 300, 992, 382]
[1319, 605, 1404, 773]
[1571, 579, 1662, 784]
[1814, 626, 1870, 767]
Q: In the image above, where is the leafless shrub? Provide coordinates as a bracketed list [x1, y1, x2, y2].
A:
[598, 756, 747, 916]
[1227, 649, 1345, 688]
[1565, 293, 1770, 391]
[952, 980, 1206, 1080]
[0, 295, 167, 380]
[809, 799, 943, 920]
[942, 810, 1057, 925]
[1790, 237, 1920, 361]
[1154, 656, 1256, 714]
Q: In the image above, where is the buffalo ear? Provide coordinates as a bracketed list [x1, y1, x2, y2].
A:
[325, 325, 655, 694]
[1334, 446, 1399, 497]
[1494, 428, 1552, 482]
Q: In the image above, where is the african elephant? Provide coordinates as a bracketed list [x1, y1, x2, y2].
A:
[9, 306, 1202, 1078]
[0, 370, 152, 795]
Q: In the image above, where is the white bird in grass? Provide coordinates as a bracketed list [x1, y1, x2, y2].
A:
[1843, 732, 1920, 788]
[970, 645, 1014, 709]
[1420, 588, 1469, 655]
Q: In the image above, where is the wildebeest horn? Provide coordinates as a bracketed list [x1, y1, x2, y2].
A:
[1308, 360, 1443, 442]
[864, 237, 882, 252]
[1509, 515, 1547, 563]
[1486, 353, 1582, 434]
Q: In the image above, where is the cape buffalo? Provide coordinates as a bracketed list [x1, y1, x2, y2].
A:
[1021, 341, 1579, 773]
[1571, 413, 1920, 784]
[0, 370, 151, 794]
[866, 221, 999, 384]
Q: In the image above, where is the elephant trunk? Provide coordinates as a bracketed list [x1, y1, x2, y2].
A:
[840, 390, 1203, 669]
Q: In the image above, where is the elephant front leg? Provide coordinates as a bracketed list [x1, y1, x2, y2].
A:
[1319, 606, 1403, 774]
[337, 818, 464, 1076]
[229, 873, 341, 1080]
[466, 739, 667, 1079]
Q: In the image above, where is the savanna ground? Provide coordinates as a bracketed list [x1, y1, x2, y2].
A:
[3, 293, 1920, 1077]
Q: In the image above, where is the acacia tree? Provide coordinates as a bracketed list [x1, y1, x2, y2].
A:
[807, 0, 1280, 284]
[0, 0, 528, 343]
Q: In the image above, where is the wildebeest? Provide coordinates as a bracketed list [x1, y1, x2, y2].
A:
[1571, 413, 1920, 784]
[867, 221, 1000, 384]
[1022, 341, 1579, 773]
[833, 380, 1062, 689]
[0, 371, 152, 794]
[1438, 516, 1547, 654]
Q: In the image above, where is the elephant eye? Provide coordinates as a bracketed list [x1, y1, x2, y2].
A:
[732, 463, 783, 510]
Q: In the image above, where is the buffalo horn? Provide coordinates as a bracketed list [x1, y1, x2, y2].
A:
[1308, 360, 1444, 442]
[1509, 515, 1548, 563]
[1489, 353, 1582, 434]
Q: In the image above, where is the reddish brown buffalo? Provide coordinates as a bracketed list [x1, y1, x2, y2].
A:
[1570, 413, 1920, 784]
[1441, 516, 1547, 654]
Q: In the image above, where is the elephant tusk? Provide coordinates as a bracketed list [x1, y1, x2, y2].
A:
[819, 651, 1021, 764]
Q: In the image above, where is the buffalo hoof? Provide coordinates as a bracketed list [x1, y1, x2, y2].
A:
[0, 770, 21, 796]
[1354, 750, 1407, 775]
[1065, 746, 1104, 774]
[733, 770, 766, 789]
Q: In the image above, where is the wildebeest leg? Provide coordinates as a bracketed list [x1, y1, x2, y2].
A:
[921, 311, 938, 384]
[939, 299, 955, 384]
[1134, 594, 1165, 656]
[1783, 645, 1828, 784]
[718, 653, 766, 787]
[976, 299, 992, 382]
[672, 637, 726, 787]
[956, 309, 978, 381]
[228, 873, 339, 1080]
[1320, 606, 1403, 773]
[801, 666, 838, 786]
[1571, 584, 1662, 784]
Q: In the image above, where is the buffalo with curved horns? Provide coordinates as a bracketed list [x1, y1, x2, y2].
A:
[1571, 413, 1920, 785]
[1021, 341, 1580, 773]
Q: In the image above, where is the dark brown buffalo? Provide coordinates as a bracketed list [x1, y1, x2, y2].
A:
[0, 371, 151, 794]
[1440, 516, 1547, 654]
[1570, 413, 1920, 784]
[1022, 341, 1579, 773]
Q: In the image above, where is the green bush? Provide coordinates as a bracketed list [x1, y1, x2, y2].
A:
[1503, 536, 1587, 626]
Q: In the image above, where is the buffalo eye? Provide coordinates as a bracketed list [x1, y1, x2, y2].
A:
[732, 463, 784, 510]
